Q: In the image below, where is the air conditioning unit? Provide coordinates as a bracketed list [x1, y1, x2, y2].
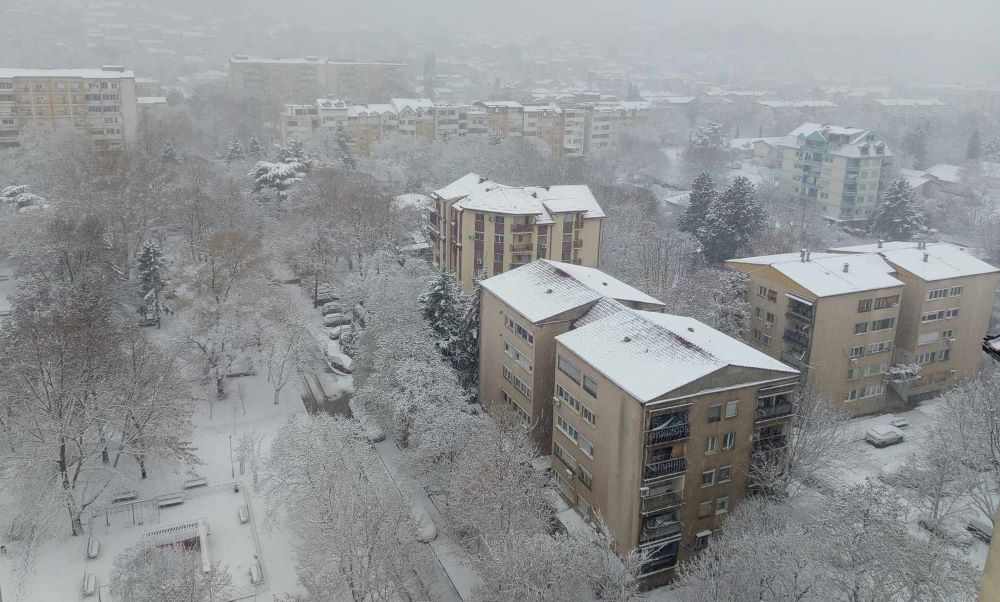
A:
[552, 396, 561, 407]
[564, 468, 574, 479]
[850, 357, 858, 364]
[946, 337, 955, 344]
[639, 487, 650, 498]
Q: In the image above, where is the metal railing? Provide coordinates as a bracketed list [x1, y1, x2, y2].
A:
[641, 491, 683, 514]
[755, 403, 793, 422]
[783, 329, 810, 347]
[647, 423, 690, 445]
[641, 520, 682, 543]
[644, 457, 687, 481]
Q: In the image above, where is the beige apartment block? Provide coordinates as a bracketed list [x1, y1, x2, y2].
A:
[0, 66, 138, 150]
[430, 173, 605, 291]
[775, 123, 891, 223]
[728, 251, 905, 415]
[552, 302, 799, 580]
[829, 241, 1000, 404]
[478, 260, 665, 450]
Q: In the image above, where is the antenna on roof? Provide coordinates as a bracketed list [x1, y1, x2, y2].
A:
[843, 263, 850, 273]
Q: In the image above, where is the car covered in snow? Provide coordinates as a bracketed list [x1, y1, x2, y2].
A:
[889, 416, 910, 429]
[918, 515, 973, 547]
[323, 342, 354, 374]
[967, 518, 993, 543]
[864, 425, 903, 448]
[225, 355, 256, 377]
[323, 312, 351, 327]
[321, 301, 345, 315]
[411, 504, 437, 543]
[324, 325, 352, 340]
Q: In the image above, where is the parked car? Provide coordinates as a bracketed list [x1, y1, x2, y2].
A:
[225, 355, 256, 377]
[325, 325, 352, 340]
[889, 416, 910, 428]
[323, 342, 354, 374]
[918, 515, 973, 547]
[412, 504, 438, 543]
[356, 412, 385, 443]
[321, 302, 345, 316]
[323, 312, 351, 327]
[865, 425, 903, 448]
[967, 518, 993, 543]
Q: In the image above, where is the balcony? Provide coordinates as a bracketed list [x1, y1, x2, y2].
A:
[752, 434, 787, 454]
[783, 329, 810, 347]
[644, 457, 687, 481]
[573, 239, 583, 248]
[511, 224, 533, 233]
[646, 423, 690, 445]
[641, 520, 682, 544]
[755, 403, 793, 423]
[780, 351, 809, 371]
[785, 308, 814, 324]
[640, 554, 678, 576]
[641, 491, 683, 514]
[511, 243, 533, 253]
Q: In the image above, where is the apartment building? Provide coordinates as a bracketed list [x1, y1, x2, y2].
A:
[729, 242, 999, 412]
[478, 260, 666, 450]
[552, 303, 798, 579]
[429, 173, 605, 291]
[0, 66, 138, 150]
[829, 241, 999, 404]
[727, 251, 905, 415]
[228, 56, 409, 108]
[775, 123, 892, 223]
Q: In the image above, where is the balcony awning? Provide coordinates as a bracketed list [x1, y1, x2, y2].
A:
[785, 292, 814, 306]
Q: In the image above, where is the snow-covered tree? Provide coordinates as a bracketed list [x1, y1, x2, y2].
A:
[0, 184, 49, 212]
[696, 175, 766, 263]
[249, 160, 307, 206]
[488, 129, 504, 145]
[682, 122, 730, 180]
[420, 269, 464, 348]
[966, 130, 982, 161]
[678, 171, 717, 235]
[136, 241, 166, 321]
[225, 135, 245, 165]
[449, 275, 483, 393]
[984, 135, 1000, 162]
[246, 135, 265, 159]
[871, 179, 924, 241]
[160, 141, 180, 164]
[902, 123, 930, 169]
[276, 138, 314, 170]
[111, 544, 234, 602]
[264, 318, 313, 405]
[708, 269, 750, 338]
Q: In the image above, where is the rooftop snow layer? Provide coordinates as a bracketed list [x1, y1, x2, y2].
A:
[431, 173, 605, 222]
[829, 242, 999, 281]
[480, 260, 663, 323]
[925, 164, 964, 184]
[730, 252, 903, 297]
[556, 309, 797, 403]
[0, 67, 135, 79]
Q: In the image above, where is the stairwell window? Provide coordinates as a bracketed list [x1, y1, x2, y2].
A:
[558, 356, 582, 384]
[872, 318, 895, 331]
[556, 414, 579, 443]
[583, 375, 598, 397]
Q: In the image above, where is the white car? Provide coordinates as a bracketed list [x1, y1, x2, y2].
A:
[865, 425, 903, 448]
[323, 312, 351, 327]
[411, 504, 438, 543]
[321, 301, 345, 315]
[324, 325, 352, 340]
[889, 416, 910, 428]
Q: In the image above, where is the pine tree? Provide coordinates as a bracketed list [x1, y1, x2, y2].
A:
[984, 135, 1000, 162]
[683, 122, 730, 179]
[902, 123, 929, 169]
[625, 82, 642, 102]
[249, 160, 306, 204]
[871, 179, 924, 241]
[696, 176, 766, 263]
[136, 241, 166, 321]
[679, 172, 717, 235]
[419, 270, 463, 350]
[276, 139, 314, 172]
[488, 129, 504, 146]
[246, 136, 265, 159]
[966, 130, 982, 161]
[449, 275, 483, 395]
[160, 142, 179, 164]
[226, 136, 246, 165]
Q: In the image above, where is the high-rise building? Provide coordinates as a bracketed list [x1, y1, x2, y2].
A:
[774, 123, 892, 223]
[728, 242, 998, 413]
[0, 66, 138, 150]
[478, 260, 800, 581]
[429, 173, 605, 291]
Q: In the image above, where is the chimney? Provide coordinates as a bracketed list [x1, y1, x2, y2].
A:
[800, 249, 806, 262]
[923, 253, 929, 262]
[877, 239, 883, 249]
[843, 263, 850, 273]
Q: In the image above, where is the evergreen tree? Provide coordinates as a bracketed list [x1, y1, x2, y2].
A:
[696, 176, 766, 263]
[871, 179, 924, 241]
[136, 241, 166, 321]
[226, 136, 246, 165]
[984, 135, 1000, 162]
[249, 160, 306, 204]
[679, 172, 717, 235]
[902, 123, 929, 169]
[419, 270, 464, 349]
[160, 142, 180, 164]
[449, 274, 483, 395]
[275, 139, 314, 172]
[683, 122, 730, 179]
[246, 136, 265, 159]
[966, 130, 982, 161]
[488, 130, 504, 146]
[625, 82, 642, 102]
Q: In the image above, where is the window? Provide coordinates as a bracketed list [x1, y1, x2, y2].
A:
[581, 405, 597, 427]
[501, 390, 530, 425]
[725, 400, 739, 419]
[579, 435, 594, 458]
[845, 384, 884, 401]
[938, 349, 951, 361]
[705, 436, 717, 454]
[722, 432, 736, 450]
[555, 384, 581, 413]
[514, 322, 534, 345]
[850, 345, 865, 358]
[719, 466, 732, 483]
[556, 414, 579, 442]
[950, 286, 963, 297]
[872, 318, 895, 331]
[874, 295, 898, 310]
[752, 329, 772, 347]
[697, 501, 713, 518]
[716, 497, 729, 515]
[583, 375, 598, 397]
[494, 234, 504, 244]
[701, 470, 715, 487]
[946, 308, 960, 319]
[858, 299, 872, 312]
[915, 352, 936, 365]
[558, 356, 582, 383]
[554, 442, 576, 471]
[928, 288, 948, 300]
[868, 341, 892, 354]
[757, 285, 768, 299]
[579, 466, 594, 489]
[854, 322, 868, 334]
[502, 365, 532, 400]
[768, 289, 778, 303]
[708, 404, 722, 422]
[918, 331, 941, 345]
[922, 310, 945, 323]
[694, 531, 712, 549]
[503, 341, 533, 372]
[755, 307, 775, 323]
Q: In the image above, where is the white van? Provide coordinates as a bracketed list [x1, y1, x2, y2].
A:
[865, 425, 903, 448]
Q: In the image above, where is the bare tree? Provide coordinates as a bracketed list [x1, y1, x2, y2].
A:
[111, 544, 234, 602]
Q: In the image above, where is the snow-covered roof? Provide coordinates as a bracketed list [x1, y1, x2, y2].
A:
[829, 242, 999, 281]
[431, 173, 605, 223]
[390, 98, 434, 113]
[873, 98, 946, 107]
[730, 136, 785, 149]
[393, 193, 432, 210]
[925, 164, 963, 184]
[556, 309, 797, 403]
[900, 168, 933, 189]
[0, 67, 135, 79]
[136, 96, 167, 105]
[778, 123, 891, 158]
[480, 260, 663, 323]
[729, 252, 903, 298]
[757, 100, 837, 108]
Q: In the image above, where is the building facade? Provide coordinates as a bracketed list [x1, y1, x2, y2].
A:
[775, 123, 892, 223]
[0, 66, 138, 150]
[429, 173, 605, 291]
